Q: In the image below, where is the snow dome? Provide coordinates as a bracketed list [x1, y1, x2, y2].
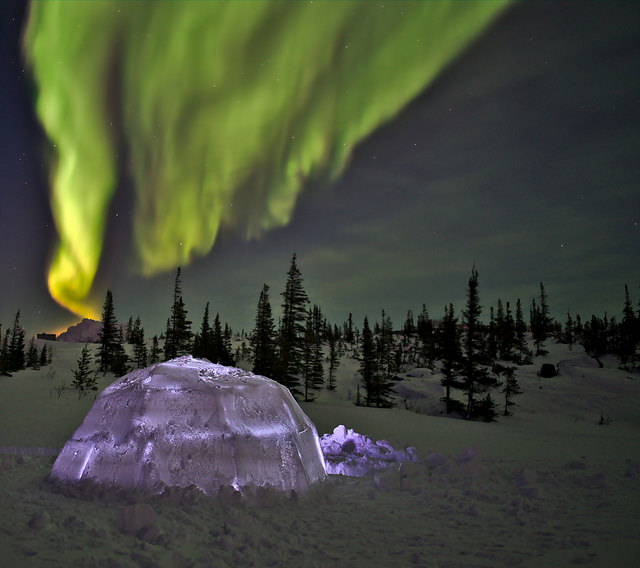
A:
[50, 357, 327, 494]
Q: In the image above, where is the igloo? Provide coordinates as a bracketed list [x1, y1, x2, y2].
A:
[50, 356, 327, 494]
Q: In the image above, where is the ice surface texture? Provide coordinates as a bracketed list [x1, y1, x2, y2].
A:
[50, 357, 327, 494]
[320, 425, 417, 477]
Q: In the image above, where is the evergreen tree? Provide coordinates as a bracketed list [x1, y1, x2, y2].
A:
[125, 316, 135, 344]
[131, 316, 147, 369]
[193, 302, 213, 360]
[358, 316, 377, 406]
[530, 283, 552, 356]
[583, 315, 607, 368]
[619, 284, 638, 370]
[222, 323, 235, 366]
[0, 328, 10, 375]
[496, 363, 520, 416]
[460, 268, 497, 420]
[344, 313, 355, 350]
[416, 304, 435, 366]
[252, 284, 278, 378]
[149, 335, 161, 364]
[514, 299, 532, 364]
[564, 311, 575, 350]
[71, 343, 97, 396]
[26, 337, 40, 369]
[165, 267, 192, 359]
[39, 344, 49, 368]
[439, 303, 463, 414]
[403, 310, 415, 338]
[502, 301, 516, 360]
[110, 327, 130, 376]
[327, 326, 340, 391]
[97, 290, 118, 373]
[8, 310, 25, 372]
[302, 309, 324, 401]
[278, 253, 309, 394]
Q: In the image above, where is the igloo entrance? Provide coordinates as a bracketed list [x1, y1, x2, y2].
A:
[50, 357, 327, 494]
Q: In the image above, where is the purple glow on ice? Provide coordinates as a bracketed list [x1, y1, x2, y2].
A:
[320, 425, 417, 477]
[50, 357, 327, 494]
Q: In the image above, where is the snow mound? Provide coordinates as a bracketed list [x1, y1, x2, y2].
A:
[320, 425, 417, 476]
[50, 357, 327, 494]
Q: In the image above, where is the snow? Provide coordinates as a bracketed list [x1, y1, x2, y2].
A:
[320, 425, 417, 476]
[50, 356, 326, 494]
[1, 339, 639, 566]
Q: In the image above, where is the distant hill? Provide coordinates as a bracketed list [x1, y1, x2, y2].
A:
[56, 318, 101, 343]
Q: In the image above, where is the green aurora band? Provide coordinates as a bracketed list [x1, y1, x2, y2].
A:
[23, 0, 507, 319]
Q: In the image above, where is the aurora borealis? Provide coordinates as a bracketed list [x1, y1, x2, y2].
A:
[22, 0, 506, 319]
[1, 1, 639, 336]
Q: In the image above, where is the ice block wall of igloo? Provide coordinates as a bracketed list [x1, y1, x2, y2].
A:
[50, 356, 327, 494]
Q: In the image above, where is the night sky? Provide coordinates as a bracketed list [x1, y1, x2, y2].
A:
[1, 1, 638, 337]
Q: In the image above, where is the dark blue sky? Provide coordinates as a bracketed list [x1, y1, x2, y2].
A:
[1, 1, 639, 336]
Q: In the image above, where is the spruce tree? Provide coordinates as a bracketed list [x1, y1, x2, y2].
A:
[302, 309, 324, 401]
[327, 326, 340, 391]
[8, 310, 25, 372]
[131, 317, 147, 369]
[149, 335, 161, 364]
[564, 311, 575, 350]
[359, 316, 377, 406]
[514, 299, 532, 364]
[531, 283, 552, 356]
[0, 329, 10, 375]
[417, 304, 435, 366]
[439, 303, 463, 414]
[39, 344, 49, 368]
[252, 284, 278, 378]
[110, 327, 130, 376]
[619, 284, 638, 370]
[72, 343, 97, 397]
[460, 268, 498, 420]
[403, 310, 415, 338]
[26, 337, 40, 369]
[223, 323, 235, 366]
[97, 290, 118, 373]
[165, 267, 192, 359]
[496, 363, 520, 416]
[278, 253, 309, 395]
[193, 302, 213, 360]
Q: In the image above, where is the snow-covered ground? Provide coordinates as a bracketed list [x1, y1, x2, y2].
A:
[1, 339, 639, 567]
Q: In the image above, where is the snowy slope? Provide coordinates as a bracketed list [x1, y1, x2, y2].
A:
[1, 339, 639, 567]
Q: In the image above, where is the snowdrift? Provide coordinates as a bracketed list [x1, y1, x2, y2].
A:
[49, 357, 327, 494]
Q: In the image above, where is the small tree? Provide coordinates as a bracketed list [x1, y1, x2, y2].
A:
[71, 344, 97, 397]
[439, 303, 463, 415]
[26, 337, 40, 369]
[8, 310, 25, 372]
[496, 363, 521, 416]
[327, 327, 340, 391]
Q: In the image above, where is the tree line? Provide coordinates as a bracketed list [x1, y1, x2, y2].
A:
[0, 310, 52, 375]
[3, 255, 639, 415]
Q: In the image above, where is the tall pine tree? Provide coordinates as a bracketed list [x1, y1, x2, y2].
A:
[251, 284, 278, 378]
[165, 267, 192, 359]
[278, 253, 309, 395]
[460, 267, 498, 420]
[97, 290, 118, 373]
